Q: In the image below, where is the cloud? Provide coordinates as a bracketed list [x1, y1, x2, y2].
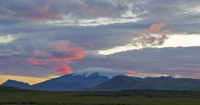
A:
[34, 50, 50, 56]
[34, 48, 85, 61]
[124, 70, 138, 76]
[131, 23, 172, 47]
[158, 34, 200, 48]
[21, 40, 86, 74]
[0, 0, 129, 21]
[0, 35, 16, 43]
[98, 23, 172, 55]
[70, 46, 200, 79]
[11, 71, 16, 74]
[1, 0, 200, 80]
[45, 40, 74, 52]
[0, 51, 22, 57]
[10, 60, 20, 63]
[161, 68, 200, 71]
[23, 57, 73, 75]
[50, 63, 71, 74]
[73, 67, 138, 78]
[22, 57, 48, 67]
[29, 4, 61, 20]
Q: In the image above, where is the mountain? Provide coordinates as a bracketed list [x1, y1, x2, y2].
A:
[89, 76, 154, 91]
[141, 76, 200, 91]
[31, 68, 135, 91]
[88, 76, 200, 91]
[128, 76, 143, 81]
[1, 80, 31, 89]
[32, 73, 110, 91]
[3, 68, 200, 91]
[0, 68, 144, 91]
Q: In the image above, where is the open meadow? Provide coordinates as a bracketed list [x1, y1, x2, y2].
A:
[1, 86, 200, 105]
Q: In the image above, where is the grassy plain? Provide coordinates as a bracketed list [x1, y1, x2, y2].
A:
[1, 86, 200, 105]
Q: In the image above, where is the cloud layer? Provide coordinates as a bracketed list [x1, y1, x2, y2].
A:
[0, 0, 200, 81]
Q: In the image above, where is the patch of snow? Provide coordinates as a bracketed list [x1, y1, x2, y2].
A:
[72, 68, 126, 79]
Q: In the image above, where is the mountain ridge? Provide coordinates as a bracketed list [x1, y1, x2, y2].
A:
[1, 79, 31, 89]
[2, 72, 200, 91]
[87, 76, 200, 91]
[87, 76, 154, 91]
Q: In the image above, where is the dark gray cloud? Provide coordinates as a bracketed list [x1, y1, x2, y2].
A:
[0, 0, 130, 20]
[70, 47, 200, 78]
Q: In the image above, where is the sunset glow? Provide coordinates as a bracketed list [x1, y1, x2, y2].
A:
[0, 0, 200, 84]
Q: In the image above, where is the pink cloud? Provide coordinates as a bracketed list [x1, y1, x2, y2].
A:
[149, 23, 166, 32]
[132, 23, 172, 47]
[22, 40, 86, 75]
[64, 47, 86, 60]
[22, 57, 72, 75]
[12, 71, 16, 74]
[29, 4, 61, 20]
[34, 47, 85, 61]
[45, 40, 74, 52]
[22, 57, 47, 67]
[51, 63, 71, 74]
[124, 70, 138, 76]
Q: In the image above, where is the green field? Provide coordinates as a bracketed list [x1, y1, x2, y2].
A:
[1, 86, 200, 105]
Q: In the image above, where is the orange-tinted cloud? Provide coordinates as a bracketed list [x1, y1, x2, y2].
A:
[131, 23, 172, 47]
[22, 57, 71, 75]
[34, 47, 85, 61]
[12, 71, 16, 74]
[51, 63, 71, 74]
[64, 47, 86, 60]
[22, 40, 85, 75]
[149, 23, 166, 32]
[29, 4, 60, 20]
[124, 70, 138, 76]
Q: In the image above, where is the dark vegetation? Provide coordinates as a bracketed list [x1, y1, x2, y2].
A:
[1, 86, 200, 105]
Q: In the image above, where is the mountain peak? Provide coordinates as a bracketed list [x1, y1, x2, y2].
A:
[72, 68, 126, 79]
[4, 79, 29, 84]
[1, 79, 30, 89]
[90, 75, 152, 91]
[159, 76, 174, 79]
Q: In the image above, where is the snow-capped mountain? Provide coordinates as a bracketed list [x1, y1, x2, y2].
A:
[72, 68, 126, 79]
[0, 68, 141, 91]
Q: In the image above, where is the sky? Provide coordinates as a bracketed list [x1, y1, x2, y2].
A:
[1, 0, 200, 84]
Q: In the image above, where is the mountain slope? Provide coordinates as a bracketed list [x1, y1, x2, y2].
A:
[3, 72, 200, 91]
[90, 76, 154, 91]
[1, 80, 31, 89]
[0, 68, 143, 91]
[141, 76, 200, 91]
[31, 73, 109, 91]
